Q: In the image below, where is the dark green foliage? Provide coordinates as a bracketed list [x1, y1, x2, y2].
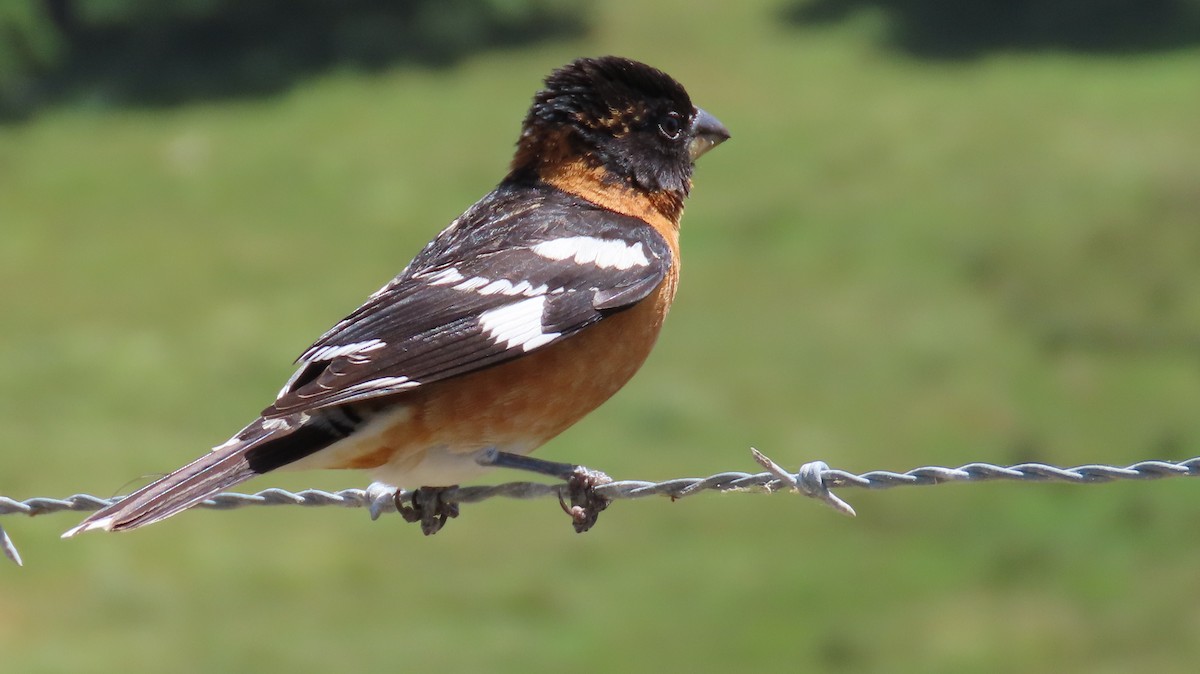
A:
[786, 0, 1200, 57]
[0, 0, 586, 120]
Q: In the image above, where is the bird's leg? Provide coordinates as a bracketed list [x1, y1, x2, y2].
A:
[394, 487, 460, 536]
[476, 449, 612, 533]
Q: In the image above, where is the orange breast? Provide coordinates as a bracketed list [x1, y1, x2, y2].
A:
[386, 271, 676, 457]
[321, 164, 684, 480]
[346, 265, 673, 468]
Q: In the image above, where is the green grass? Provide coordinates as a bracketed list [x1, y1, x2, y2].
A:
[3, 0, 1200, 671]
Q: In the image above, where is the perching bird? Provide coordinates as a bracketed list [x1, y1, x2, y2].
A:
[64, 55, 729, 538]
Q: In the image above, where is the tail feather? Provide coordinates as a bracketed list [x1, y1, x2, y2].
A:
[62, 414, 347, 537]
[62, 428, 269, 537]
[62, 446, 258, 537]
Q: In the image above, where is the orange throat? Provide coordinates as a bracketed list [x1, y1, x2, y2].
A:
[533, 154, 683, 312]
[538, 157, 683, 238]
[511, 126, 685, 246]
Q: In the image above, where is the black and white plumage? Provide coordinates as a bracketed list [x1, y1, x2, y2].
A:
[63, 55, 728, 537]
[268, 183, 673, 416]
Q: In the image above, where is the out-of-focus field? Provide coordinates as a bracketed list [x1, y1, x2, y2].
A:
[3, 0, 1200, 671]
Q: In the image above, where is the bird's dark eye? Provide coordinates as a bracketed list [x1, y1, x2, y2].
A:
[658, 112, 683, 140]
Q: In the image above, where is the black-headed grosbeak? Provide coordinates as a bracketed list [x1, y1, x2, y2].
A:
[65, 55, 729, 538]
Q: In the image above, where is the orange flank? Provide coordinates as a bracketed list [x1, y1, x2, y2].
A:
[328, 265, 676, 476]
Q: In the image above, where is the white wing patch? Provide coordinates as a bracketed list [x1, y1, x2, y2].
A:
[342, 376, 420, 395]
[434, 274, 552, 297]
[532, 236, 650, 270]
[261, 417, 291, 431]
[302, 339, 387, 363]
[477, 279, 550, 297]
[424, 267, 466, 286]
[478, 296, 560, 352]
[453, 276, 490, 291]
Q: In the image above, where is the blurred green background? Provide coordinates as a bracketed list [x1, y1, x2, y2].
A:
[3, 0, 1200, 671]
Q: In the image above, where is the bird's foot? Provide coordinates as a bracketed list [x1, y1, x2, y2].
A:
[394, 486, 460, 535]
[559, 466, 612, 534]
[475, 449, 613, 533]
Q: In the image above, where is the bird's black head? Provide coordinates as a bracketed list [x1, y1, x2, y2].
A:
[511, 56, 729, 196]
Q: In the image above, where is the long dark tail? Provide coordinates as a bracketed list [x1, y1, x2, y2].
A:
[63, 409, 363, 537]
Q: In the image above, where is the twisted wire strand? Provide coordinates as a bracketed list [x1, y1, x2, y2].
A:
[3, 451, 1198, 567]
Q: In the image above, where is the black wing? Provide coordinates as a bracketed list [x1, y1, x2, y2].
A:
[264, 184, 672, 417]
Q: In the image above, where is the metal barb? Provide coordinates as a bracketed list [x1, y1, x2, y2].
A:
[2, 454, 1198, 567]
[751, 448, 856, 516]
[1, 524, 22, 566]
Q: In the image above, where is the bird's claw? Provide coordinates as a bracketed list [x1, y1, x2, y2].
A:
[559, 466, 612, 533]
[394, 487, 460, 535]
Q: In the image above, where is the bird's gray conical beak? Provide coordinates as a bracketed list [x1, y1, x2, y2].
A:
[688, 108, 730, 161]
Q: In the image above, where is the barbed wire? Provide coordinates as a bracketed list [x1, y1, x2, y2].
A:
[3, 449, 1198, 567]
